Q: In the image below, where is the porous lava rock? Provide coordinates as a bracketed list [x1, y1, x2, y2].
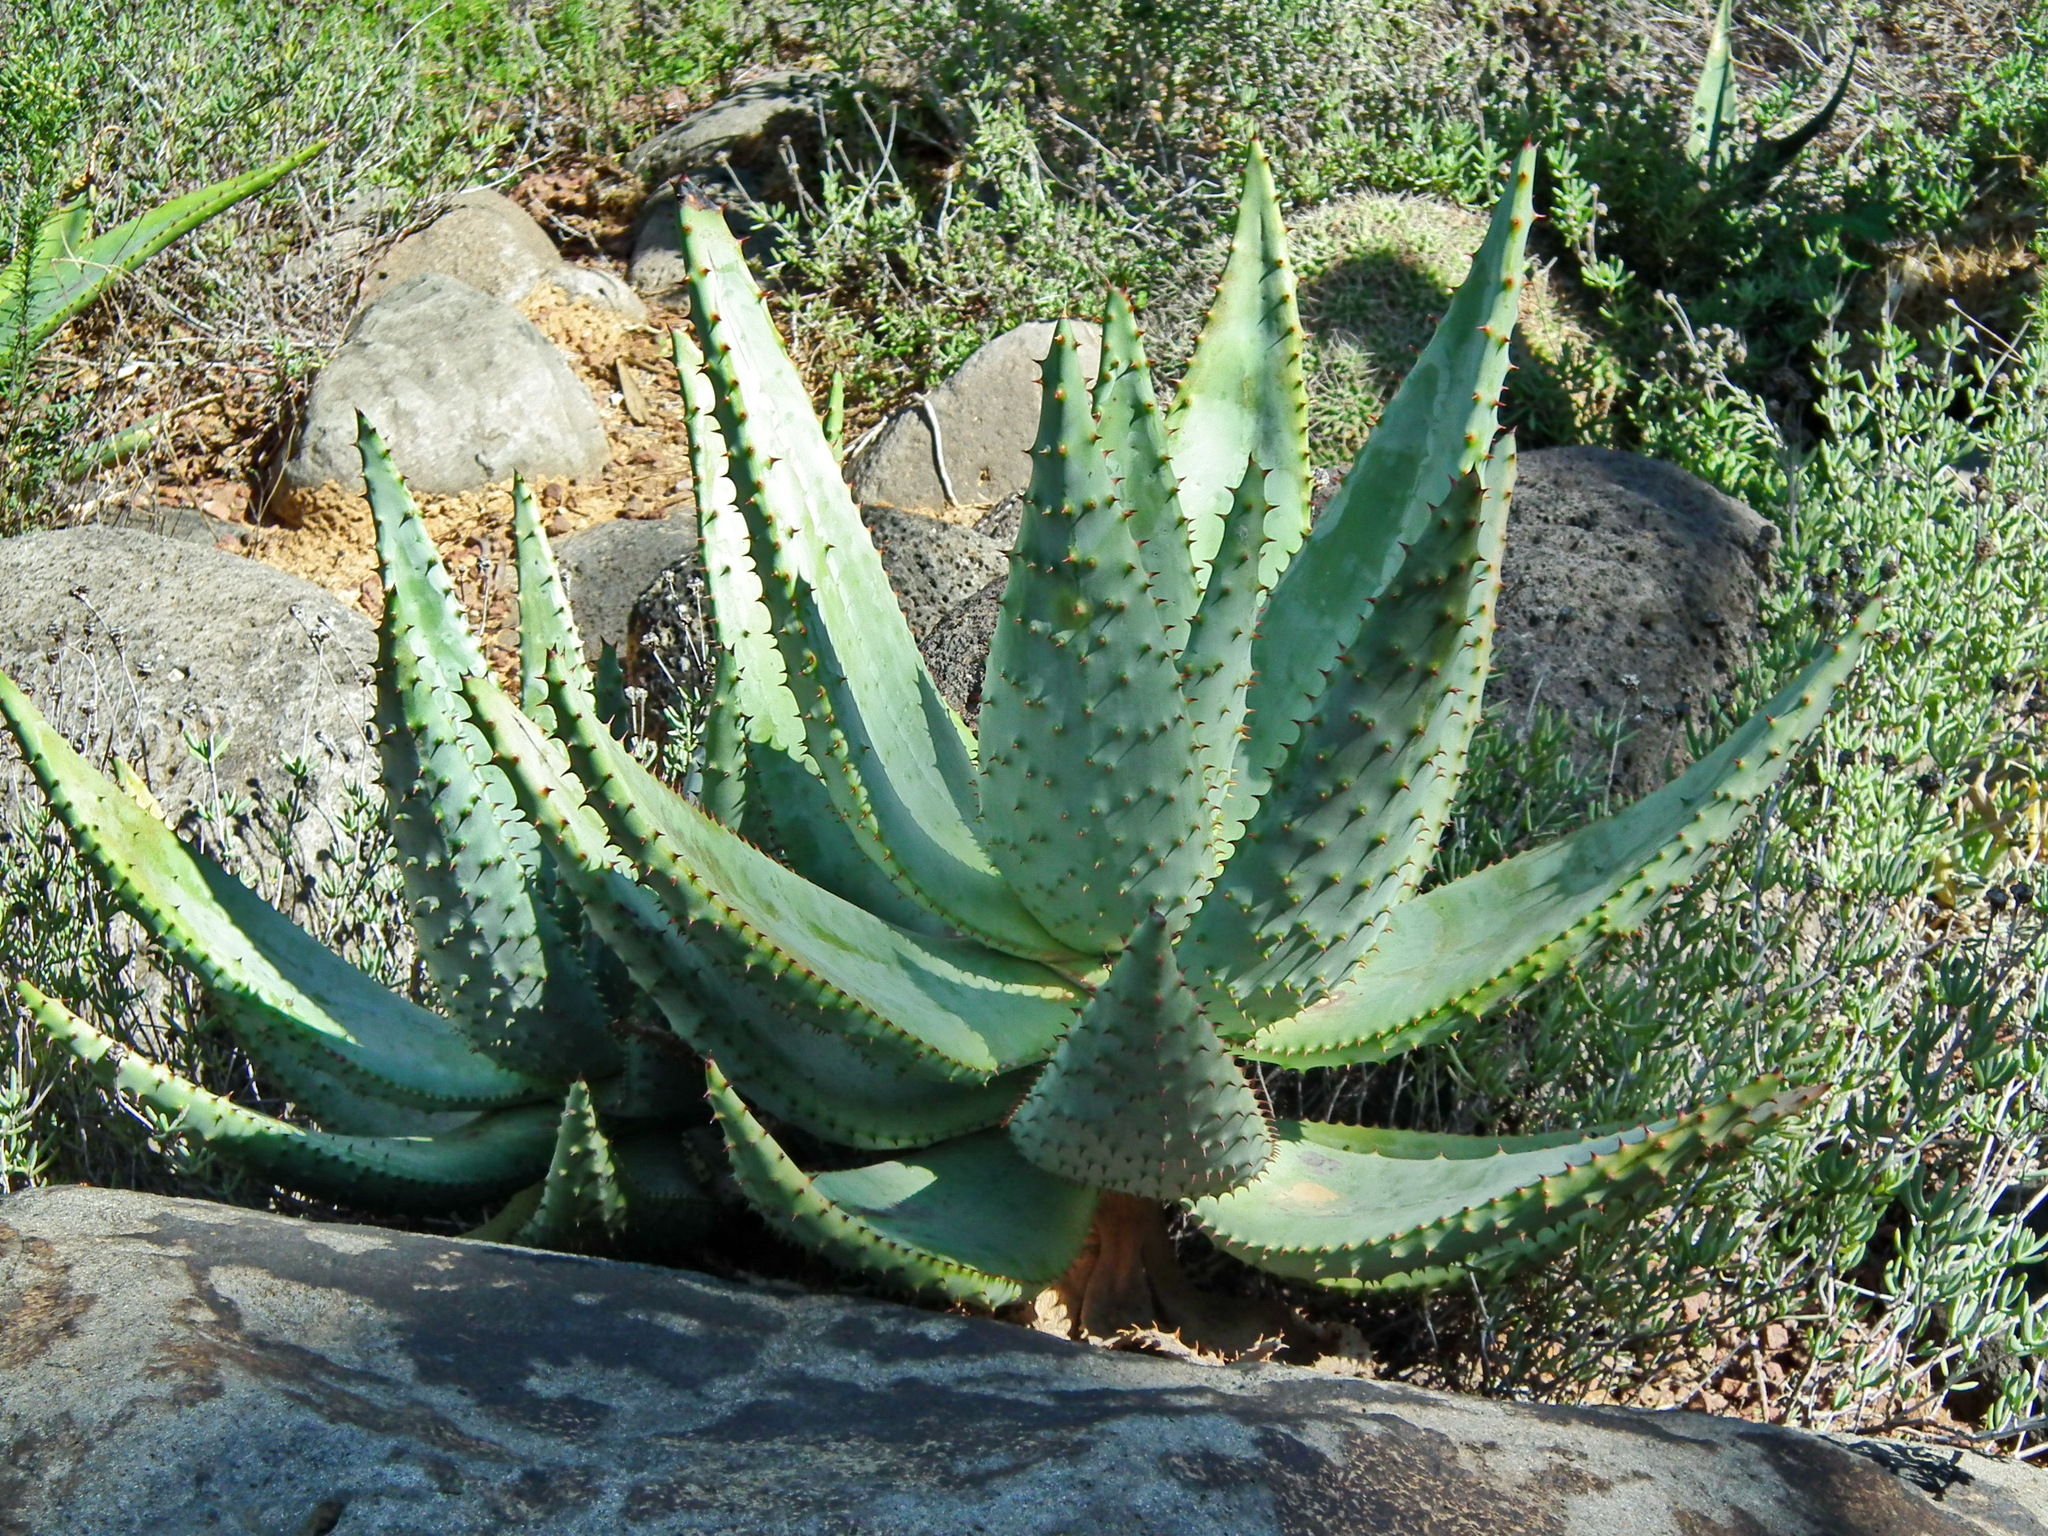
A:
[1487, 446, 1780, 794]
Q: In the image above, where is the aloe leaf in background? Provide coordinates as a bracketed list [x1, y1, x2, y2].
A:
[0, 142, 323, 374]
[1686, 0, 1741, 172]
[1683, 0, 1854, 197]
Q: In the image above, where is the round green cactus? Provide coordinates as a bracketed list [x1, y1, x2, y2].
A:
[1, 143, 1870, 1324]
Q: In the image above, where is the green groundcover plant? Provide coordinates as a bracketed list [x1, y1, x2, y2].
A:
[0, 143, 1872, 1327]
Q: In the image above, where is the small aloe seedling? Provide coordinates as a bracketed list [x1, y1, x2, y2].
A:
[2, 141, 1872, 1332]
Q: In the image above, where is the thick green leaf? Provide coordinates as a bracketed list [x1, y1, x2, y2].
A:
[1242, 600, 1877, 1067]
[1093, 288, 1195, 643]
[534, 650, 1079, 1069]
[1231, 147, 1535, 847]
[513, 475, 597, 718]
[1, 143, 322, 371]
[367, 426, 612, 1083]
[468, 671, 1032, 1146]
[673, 323, 807, 758]
[977, 320, 1209, 949]
[696, 647, 752, 830]
[0, 669, 544, 1121]
[745, 733, 954, 934]
[1009, 911, 1271, 1201]
[1164, 140, 1312, 589]
[476, 714, 1032, 1148]
[0, 203, 88, 319]
[708, 1061, 1097, 1306]
[19, 982, 554, 1212]
[675, 345, 947, 930]
[678, 203, 1075, 964]
[1190, 1079, 1822, 1289]
[1177, 461, 1272, 862]
[462, 668, 1057, 1149]
[1184, 448, 1511, 1031]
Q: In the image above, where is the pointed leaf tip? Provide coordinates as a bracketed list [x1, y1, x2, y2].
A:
[1008, 911, 1272, 1201]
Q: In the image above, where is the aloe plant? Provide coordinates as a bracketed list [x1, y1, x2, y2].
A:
[2, 143, 324, 376]
[1, 142, 1872, 1328]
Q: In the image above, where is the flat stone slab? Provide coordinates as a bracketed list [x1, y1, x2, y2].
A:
[3, 1186, 2041, 1535]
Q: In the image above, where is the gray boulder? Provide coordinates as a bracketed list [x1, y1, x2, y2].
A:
[623, 74, 828, 298]
[354, 187, 648, 322]
[630, 184, 780, 303]
[623, 72, 831, 188]
[554, 514, 699, 657]
[848, 321, 1104, 515]
[1487, 447, 1779, 795]
[3, 1184, 2041, 1536]
[284, 274, 610, 498]
[0, 528, 374, 863]
[84, 503, 247, 548]
[629, 187, 692, 302]
[356, 189, 564, 309]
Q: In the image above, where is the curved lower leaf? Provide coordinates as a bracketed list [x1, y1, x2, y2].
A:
[529, 649, 1082, 1077]
[1190, 1079, 1822, 1288]
[708, 1061, 1097, 1307]
[1242, 601, 1877, 1067]
[463, 670, 1052, 1149]
[0, 670, 546, 1121]
[19, 982, 554, 1212]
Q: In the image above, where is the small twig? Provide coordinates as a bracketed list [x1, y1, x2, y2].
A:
[919, 395, 959, 508]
